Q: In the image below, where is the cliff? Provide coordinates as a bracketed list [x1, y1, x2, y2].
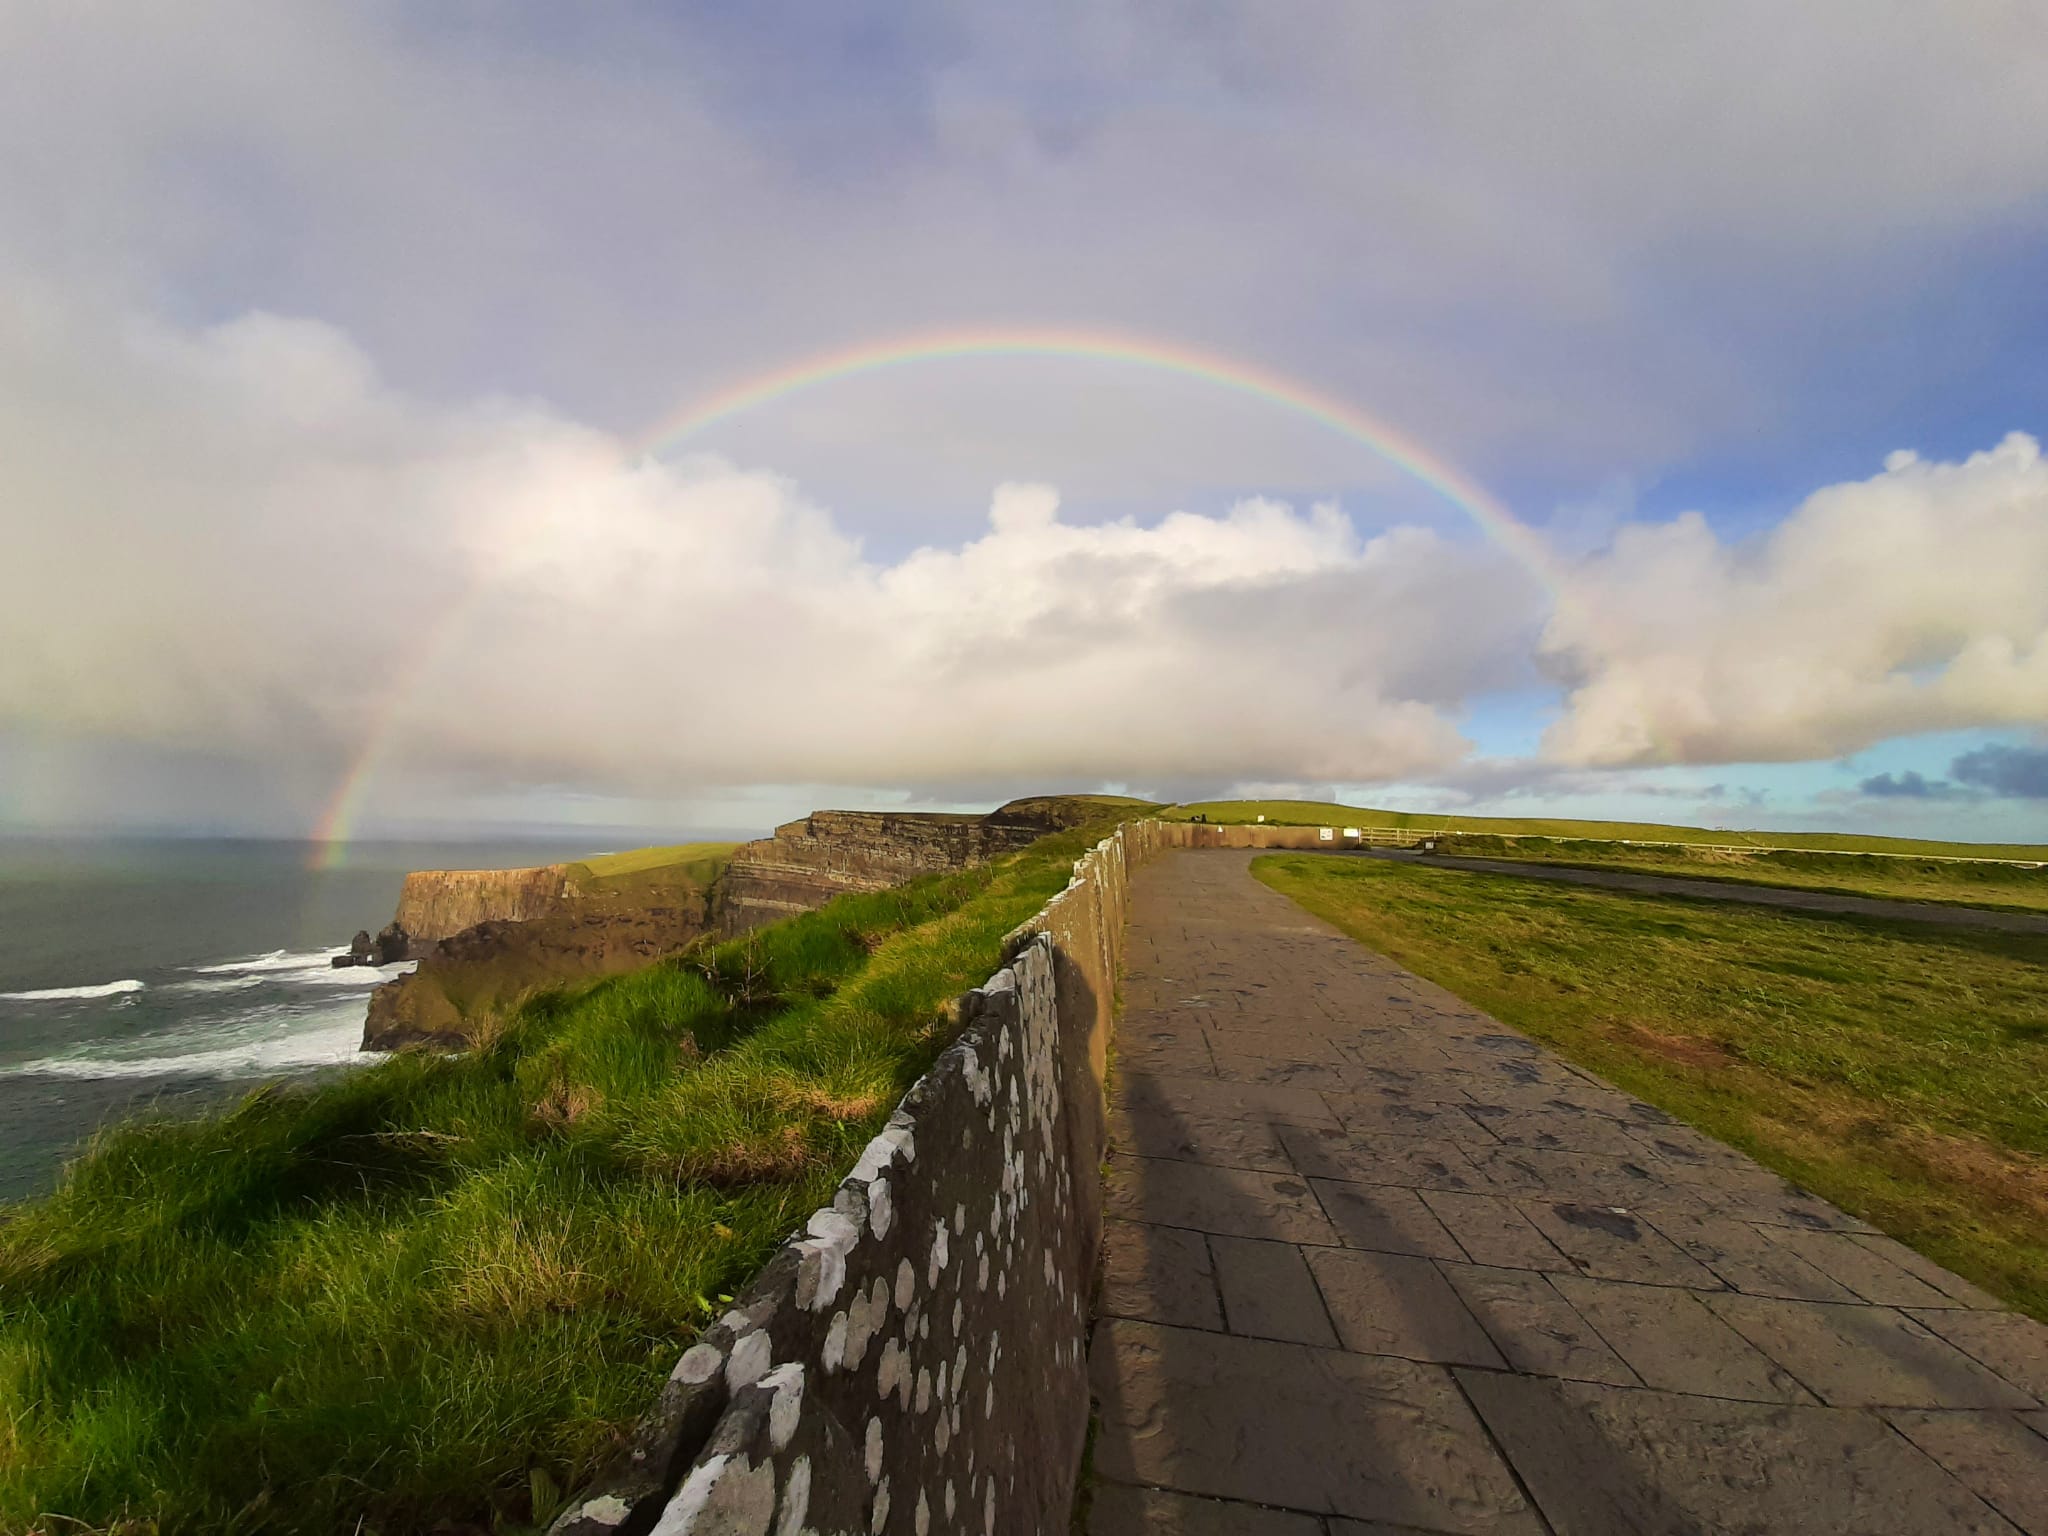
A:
[713, 794, 1144, 934]
[390, 866, 572, 949]
[360, 799, 1150, 1053]
[360, 844, 733, 1051]
[362, 898, 712, 1050]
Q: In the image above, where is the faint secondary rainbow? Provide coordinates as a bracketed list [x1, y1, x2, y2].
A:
[310, 326, 1562, 868]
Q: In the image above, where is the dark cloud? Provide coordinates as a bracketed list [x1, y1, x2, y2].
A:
[1857, 770, 1957, 800]
[1950, 744, 2048, 800]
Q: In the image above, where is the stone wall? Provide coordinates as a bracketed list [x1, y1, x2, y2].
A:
[548, 822, 1160, 1536]
[1153, 821, 1363, 851]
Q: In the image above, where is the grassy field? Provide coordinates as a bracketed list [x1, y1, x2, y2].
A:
[1168, 798, 2048, 862]
[1433, 834, 2048, 915]
[0, 826, 1108, 1536]
[1252, 854, 2048, 1320]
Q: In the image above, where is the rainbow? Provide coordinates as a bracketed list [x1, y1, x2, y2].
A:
[310, 326, 1560, 868]
[630, 328, 1565, 594]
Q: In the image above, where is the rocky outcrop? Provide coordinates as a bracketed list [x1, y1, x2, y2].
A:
[332, 923, 412, 968]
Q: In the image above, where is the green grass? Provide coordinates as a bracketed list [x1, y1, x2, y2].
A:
[571, 841, 737, 889]
[1166, 799, 2048, 862]
[0, 826, 1111, 1536]
[1433, 834, 2048, 915]
[1252, 854, 2048, 1320]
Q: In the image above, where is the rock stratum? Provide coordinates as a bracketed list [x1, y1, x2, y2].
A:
[712, 796, 1117, 935]
[392, 864, 576, 947]
[360, 796, 1143, 1052]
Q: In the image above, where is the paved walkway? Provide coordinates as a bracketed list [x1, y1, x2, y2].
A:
[1086, 850, 2048, 1535]
[1355, 848, 2048, 935]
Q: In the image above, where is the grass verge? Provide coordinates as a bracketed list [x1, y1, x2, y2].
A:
[1251, 854, 2048, 1320]
[1430, 834, 2048, 915]
[0, 826, 1108, 1536]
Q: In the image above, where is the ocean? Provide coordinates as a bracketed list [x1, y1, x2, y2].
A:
[0, 835, 632, 1203]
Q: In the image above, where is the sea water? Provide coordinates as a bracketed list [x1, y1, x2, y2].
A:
[0, 836, 620, 1202]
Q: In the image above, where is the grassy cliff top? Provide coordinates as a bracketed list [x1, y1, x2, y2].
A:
[570, 841, 739, 891]
[1163, 799, 2048, 862]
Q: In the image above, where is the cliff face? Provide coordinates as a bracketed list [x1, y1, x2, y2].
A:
[712, 811, 1018, 933]
[360, 797, 1144, 1053]
[712, 795, 1129, 935]
[361, 859, 720, 1051]
[390, 866, 573, 950]
[362, 896, 711, 1051]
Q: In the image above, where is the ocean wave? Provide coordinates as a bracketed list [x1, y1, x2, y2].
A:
[0, 1007, 368, 1081]
[167, 974, 266, 994]
[283, 962, 415, 988]
[188, 948, 342, 975]
[0, 978, 146, 1001]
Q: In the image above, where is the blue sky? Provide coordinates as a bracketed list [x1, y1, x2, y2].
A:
[1, 2, 2044, 843]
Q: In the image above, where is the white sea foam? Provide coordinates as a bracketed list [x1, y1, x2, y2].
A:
[0, 978, 146, 1001]
[284, 962, 415, 988]
[0, 1004, 368, 1081]
[188, 948, 342, 974]
[185, 948, 411, 989]
[167, 974, 266, 994]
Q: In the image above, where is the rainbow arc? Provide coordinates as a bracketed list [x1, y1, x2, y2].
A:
[311, 327, 1559, 866]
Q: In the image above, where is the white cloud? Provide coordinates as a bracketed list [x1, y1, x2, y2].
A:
[0, 296, 1545, 812]
[6, 5, 2048, 831]
[1542, 434, 2048, 766]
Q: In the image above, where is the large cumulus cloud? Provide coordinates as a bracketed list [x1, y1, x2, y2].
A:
[0, 298, 1544, 803]
[1540, 434, 2048, 766]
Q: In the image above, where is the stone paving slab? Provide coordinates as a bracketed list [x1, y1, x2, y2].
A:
[1305, 1249, 1506, 1367]
[1112, 1100, 1297, 1171]
[1887, 1410, 2048, 1534]
[1547, 1274, 1814, 1403]
[1106, 1155, 1340, 1244]
[1088, 850, 2048, 1535]
[1701, 1294, 2040, 1408]
[1438, 1264, 1639, 1386]
[1212, 1234, 1340, 1346]
[1458, 1371, 2025, 1535]
[1086, 1483, 1322, 1534]
[1090, 1320, 1546, 1533]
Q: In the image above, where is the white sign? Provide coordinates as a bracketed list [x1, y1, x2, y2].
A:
[1343, 827, 1361, 839]
[1319, 827, 1334, 841]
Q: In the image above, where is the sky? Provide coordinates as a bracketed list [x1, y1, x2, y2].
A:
[2, 2, 2045, 846]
